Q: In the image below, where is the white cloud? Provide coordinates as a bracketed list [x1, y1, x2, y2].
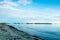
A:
[0, 0, 32, 7]
[0, 5, 52, 23]
[0, 3, 60, 23]
[46, 8, 60, 15]
[0, 0, 18, 7]
[17, 0, 32, 6]
[0, 0, 60, 23]
[42, 8, 60, 23]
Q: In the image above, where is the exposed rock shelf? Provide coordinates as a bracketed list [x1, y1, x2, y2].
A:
[0, 23, 43, 40]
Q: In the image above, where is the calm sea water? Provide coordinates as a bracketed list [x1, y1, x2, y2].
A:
[9, 24, 60, 40]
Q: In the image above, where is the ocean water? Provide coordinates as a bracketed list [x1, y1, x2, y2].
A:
[9, 23, 60, 40]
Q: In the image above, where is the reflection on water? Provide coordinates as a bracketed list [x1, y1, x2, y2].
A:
[8, 23, 60, 40]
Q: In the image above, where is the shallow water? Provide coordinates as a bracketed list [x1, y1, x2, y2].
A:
[9, 24, 60, 40]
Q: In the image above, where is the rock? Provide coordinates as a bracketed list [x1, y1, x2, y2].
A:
[0, 23, 43, 40]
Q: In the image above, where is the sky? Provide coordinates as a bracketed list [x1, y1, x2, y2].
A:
[0, 0, 60, 23]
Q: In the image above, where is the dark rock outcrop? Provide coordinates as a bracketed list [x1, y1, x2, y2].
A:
[0, 23, 43, 40]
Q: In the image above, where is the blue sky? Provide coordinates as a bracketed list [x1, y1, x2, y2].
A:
[0, 0, 60, 23]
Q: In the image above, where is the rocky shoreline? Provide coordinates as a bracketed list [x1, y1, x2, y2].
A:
[0, 23, 43, 40]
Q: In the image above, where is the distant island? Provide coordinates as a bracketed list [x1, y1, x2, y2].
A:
[26, 23, 52, 24]
[1, 23, 52, 25]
